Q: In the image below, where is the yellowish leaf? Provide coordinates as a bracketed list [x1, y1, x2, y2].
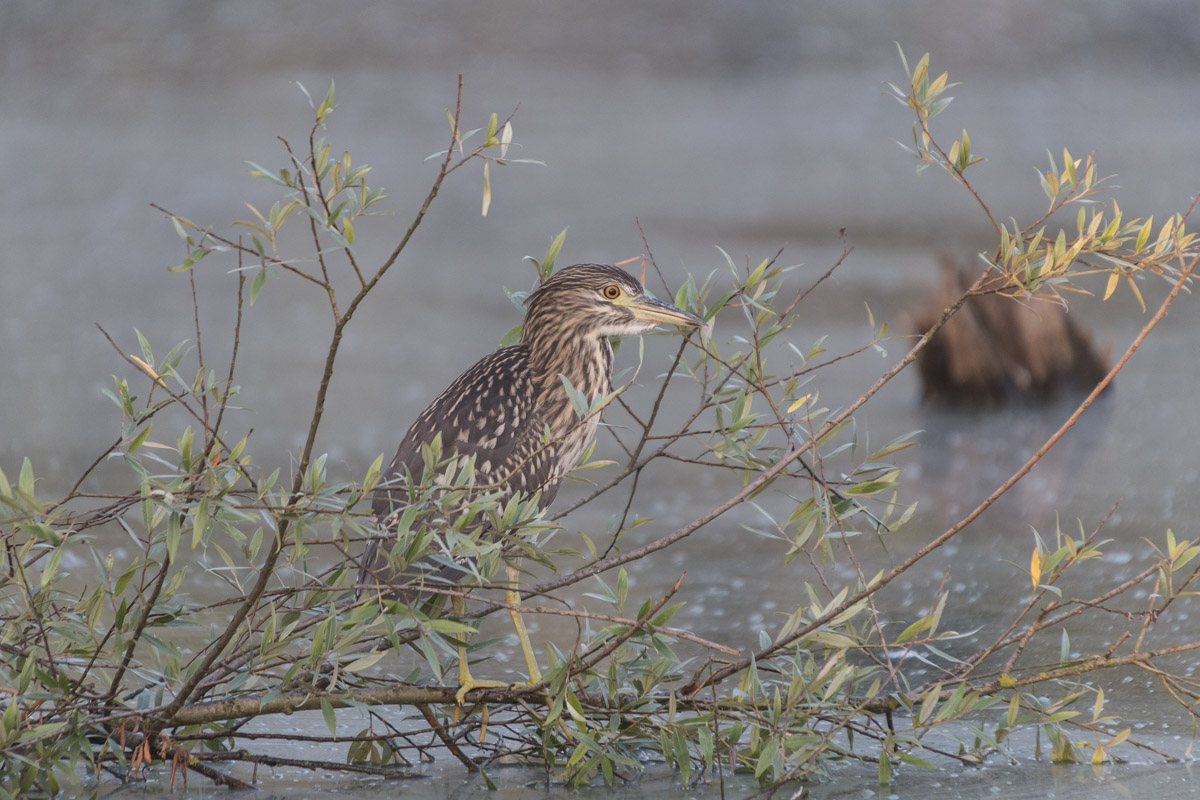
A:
[129, 355, 166, 387]
[1125, 275, 1146, 312]
[1099, 273, 1118, 302]
[1107, 727, 1130, 748]
[787, 394, 812, 413]
[500, 121, 513, 158]
[1135, 216, 1154, 250]
[481, 161, 492, 217]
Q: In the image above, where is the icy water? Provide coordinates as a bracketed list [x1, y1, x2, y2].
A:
[3, 1, 1200, 796]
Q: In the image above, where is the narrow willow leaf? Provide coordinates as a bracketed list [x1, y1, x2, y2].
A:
[127, 423, 153, 453]
[18, 457, 35, 497]
[1125, 274, 1146, 313]
[917, 683, 940, 724]
[500, 121, 513, 158]
[192, 496, 209, 549]
[320, 697, 337, 736]
[1107, 727, 1131, 748]
[542, 228, 568, 278]
[1103, 271, 1119, 301]
[169, 247, 210, 273]
[316, 81, 335, 124]
[1135, 216, 1154, 251]
[1006, 691, 1020, 728]
[481, 161, 492, 216]
[786, 394, 812, 414]
[344, 652, 385, 673]
[499, 324, 523, 347]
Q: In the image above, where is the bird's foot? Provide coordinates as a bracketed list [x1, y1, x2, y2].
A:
[454, 677, 511, 706]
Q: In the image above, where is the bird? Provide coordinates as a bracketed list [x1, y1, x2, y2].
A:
[359, 263, 706, 702]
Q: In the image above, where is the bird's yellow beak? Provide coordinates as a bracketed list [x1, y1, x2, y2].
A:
[623, 294, 707, 329]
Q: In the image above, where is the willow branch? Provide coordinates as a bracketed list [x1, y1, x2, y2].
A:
[682, 240, 1198, 697]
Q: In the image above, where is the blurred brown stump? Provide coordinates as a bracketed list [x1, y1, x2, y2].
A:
[910, 256, 1111, 406]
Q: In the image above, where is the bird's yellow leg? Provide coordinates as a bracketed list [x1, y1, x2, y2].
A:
[452, 565, 542, 707]
[505, 562, 542, 684]
[506, 563, 574, 741]
[453, 594, 507, 706]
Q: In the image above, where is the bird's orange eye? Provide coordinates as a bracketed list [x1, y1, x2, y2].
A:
[602, 284, 621, 300]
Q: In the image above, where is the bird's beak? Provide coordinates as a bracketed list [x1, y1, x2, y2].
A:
[625, 294, 707, 329]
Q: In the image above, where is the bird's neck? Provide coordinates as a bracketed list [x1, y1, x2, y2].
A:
[528, 333, 613, 408]
[526, 332, 614, 454]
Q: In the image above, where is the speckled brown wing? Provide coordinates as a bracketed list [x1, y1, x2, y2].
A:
[372, 344, 555, 516]
[362, 344, 556, 601]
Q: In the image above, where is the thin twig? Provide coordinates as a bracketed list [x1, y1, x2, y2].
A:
[683, 234, 1198, 697]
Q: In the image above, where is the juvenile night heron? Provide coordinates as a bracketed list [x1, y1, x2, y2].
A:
[361, 263, 705, 700]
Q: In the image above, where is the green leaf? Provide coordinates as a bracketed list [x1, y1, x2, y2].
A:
[564, 690, 586, 723]
[41, 545, 63, 588]
[316, 81, 335, 124]
[362, 452, 385, 496]
[674, 727, 690, 785]
[192, 496, 209, 549]
[754, 733, 779, 778]
[167, 512, 182, 563]
[499, 324, 523, 347]
[246, 161, 293, 188]
[320, 698, 337, 736]
[917, 682, 941, 724]
[169, 247, 210, 273]
[127, 422, 153, 453]
[746, 257, 769, 288]
[249, 267, 267, 306]
[541, 228, 568, 279]
[843, 478, 896, 496]
[134, 329, 155, 366]
[247, 526, 264, 561]
[1135, 216, 1154, 251]
[18, 457, 35, 498]
[957, 129, 971, 170]
[171, 215, 191, 242]
[878, 751, 892, 785]
[650, 602, 683, 627]
[344, 652, 385, 673]
[869, 431, 921, 460]
[427, 618, 477, 635]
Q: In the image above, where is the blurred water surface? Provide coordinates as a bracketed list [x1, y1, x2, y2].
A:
[2, 1, 1199, 796]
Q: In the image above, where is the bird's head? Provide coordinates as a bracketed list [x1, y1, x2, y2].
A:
[522, 264, 706, 345]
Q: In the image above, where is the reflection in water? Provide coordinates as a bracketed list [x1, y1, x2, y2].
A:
[914, 394, 1114, 533]
[886, 394, 1123, 668]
